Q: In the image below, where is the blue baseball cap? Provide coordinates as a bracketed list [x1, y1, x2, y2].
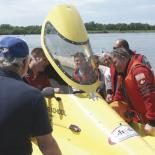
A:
[0, 37, 29, 58]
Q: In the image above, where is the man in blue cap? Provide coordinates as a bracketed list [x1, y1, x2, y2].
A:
[0, 37, 61, 155]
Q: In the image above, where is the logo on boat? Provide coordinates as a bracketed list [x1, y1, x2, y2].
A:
[108, 125, 138, 145]
[48, 107, 67, 116]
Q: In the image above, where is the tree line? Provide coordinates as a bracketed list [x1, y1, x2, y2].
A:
[0, 24, 41, 35]
[85, 22, 155, 32]
[0, 22, 155, 35]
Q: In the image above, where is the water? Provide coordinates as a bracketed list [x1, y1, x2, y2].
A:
[3, 33, 155, 71]
[89, 33, 155, 71]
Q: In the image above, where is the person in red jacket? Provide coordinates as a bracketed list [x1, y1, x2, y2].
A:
[24, 47, 51, 90]
[111, 47, 155, 135]
[24, 48, 60, 92]
[73, 52, 96, 84]
[111, 39, 152, 102]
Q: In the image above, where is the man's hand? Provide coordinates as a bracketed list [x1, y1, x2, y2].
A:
[54, 88, 61, 93]
[144, 123, 155, 136]
[106, 94, 113, 103]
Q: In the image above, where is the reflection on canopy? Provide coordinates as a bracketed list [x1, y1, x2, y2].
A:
[44, 22, 98, 85]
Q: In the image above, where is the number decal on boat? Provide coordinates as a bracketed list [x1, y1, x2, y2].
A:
[108, 125, 139, 145]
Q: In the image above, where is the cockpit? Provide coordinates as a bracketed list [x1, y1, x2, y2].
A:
[41, 5, 100, 93]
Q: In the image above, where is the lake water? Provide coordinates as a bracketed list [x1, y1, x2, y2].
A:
[89, 33, 155, 72]
[4, 33, 155, 71]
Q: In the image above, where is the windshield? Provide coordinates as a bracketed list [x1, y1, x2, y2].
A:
[43, 22, 98, 85]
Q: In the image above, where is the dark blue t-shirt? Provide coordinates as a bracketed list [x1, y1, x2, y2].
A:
[0, 69, 52, 155]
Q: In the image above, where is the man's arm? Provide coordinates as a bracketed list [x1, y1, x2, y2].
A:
[133, 66, 155, 135]
[37, 133, 62, 155]
[32, 94, 61, 155]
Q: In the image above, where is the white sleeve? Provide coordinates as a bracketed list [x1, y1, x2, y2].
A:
[104, 69, 112, 91]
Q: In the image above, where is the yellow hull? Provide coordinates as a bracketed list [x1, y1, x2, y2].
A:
[32, 93, 155, 155]
[37, 4, 155, 154]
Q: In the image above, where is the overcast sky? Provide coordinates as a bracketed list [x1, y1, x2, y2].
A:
[0, 0, 155, 26]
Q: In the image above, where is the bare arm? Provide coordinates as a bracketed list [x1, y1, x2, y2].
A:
[37, 134, 62, 155]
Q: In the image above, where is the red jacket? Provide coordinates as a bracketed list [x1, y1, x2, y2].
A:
[111, 53, 143, 101]
[73, 65, 96, 84]
[73, 68, 91, 83]
[24, 69, 51, 90]
[123, 61, 155, 124]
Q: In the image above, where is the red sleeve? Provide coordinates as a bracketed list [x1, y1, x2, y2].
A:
[113, 75, 125, 102]
[132, 66, 155, 123]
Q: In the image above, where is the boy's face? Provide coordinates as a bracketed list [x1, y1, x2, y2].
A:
[74, 56, 86, 69]
[31, 53, 49, 72]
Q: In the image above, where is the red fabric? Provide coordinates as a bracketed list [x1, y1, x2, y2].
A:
[110, 52, 155, 123]
[73, 65, 96, 84]
[110, 64, 115, 95]
[73, 68, 91, 82]
[110, 53, 143, 101]
[125, 61, 155, 123]
[24, 71, 51, 90]
[114, 74, 124, 101]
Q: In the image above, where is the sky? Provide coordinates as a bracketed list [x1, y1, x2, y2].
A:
[0, 0, 155, 26]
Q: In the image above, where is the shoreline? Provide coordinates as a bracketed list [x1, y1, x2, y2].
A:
[1, 30, 155, 35]
[88, 30, 155, 34]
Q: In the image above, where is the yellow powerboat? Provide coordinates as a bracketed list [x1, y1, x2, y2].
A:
[32, 4, 155, 155]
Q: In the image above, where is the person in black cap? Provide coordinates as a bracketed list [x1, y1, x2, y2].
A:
[0, 36, 62, 155]
[111, 47, 155, 135]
